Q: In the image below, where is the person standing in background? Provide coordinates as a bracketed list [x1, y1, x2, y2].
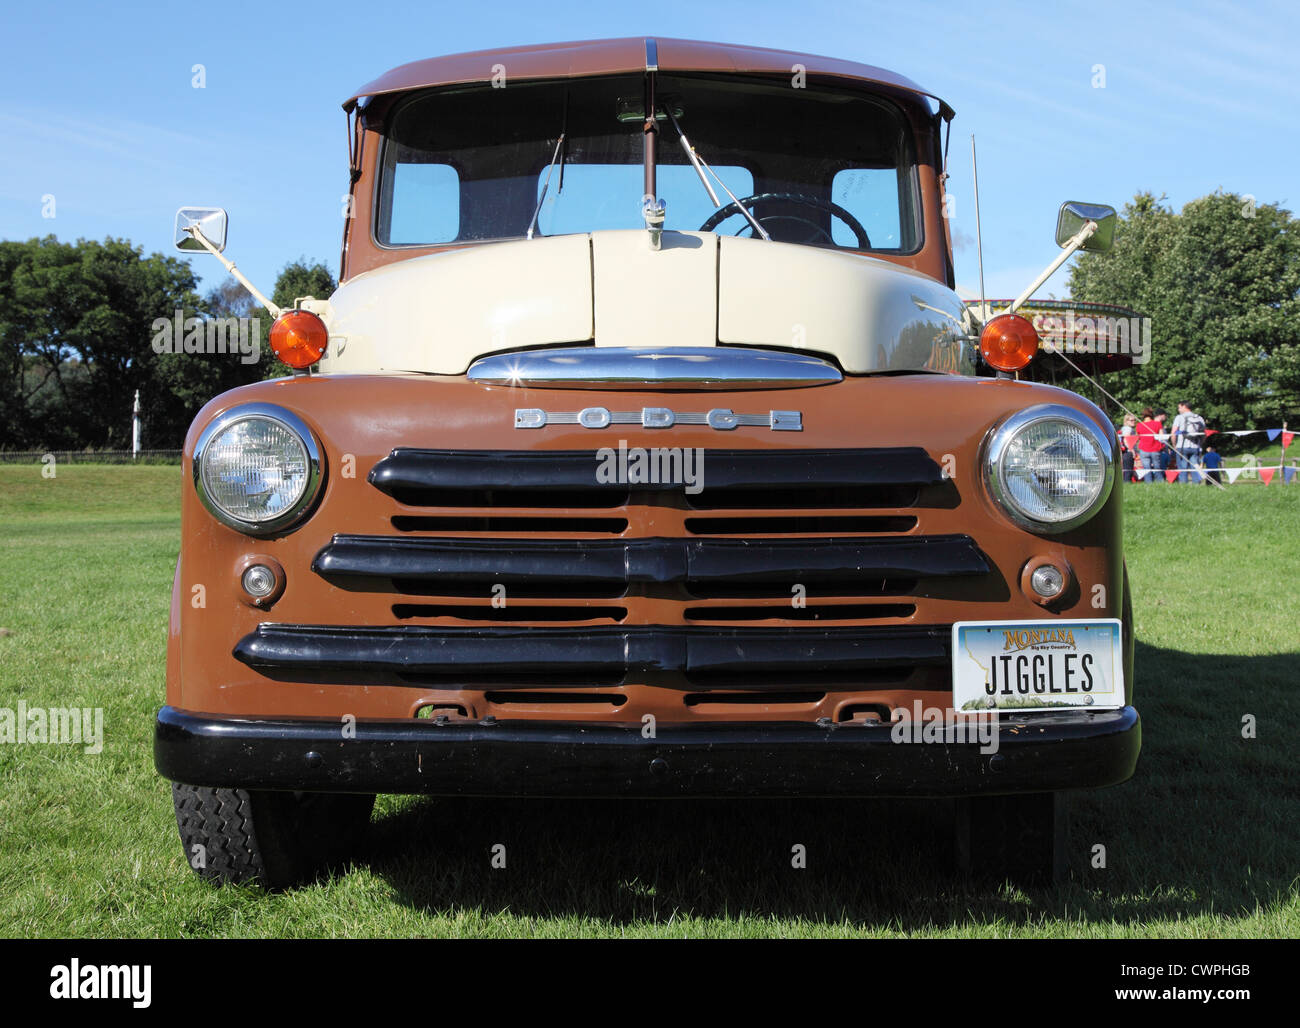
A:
[1119, 414, 1138, 482]
[1170, 401, 1207, 483]
[1153, 411, 1171, 481]
[1203, 442, 1223, 485]
[1136, 407, 1163, 482]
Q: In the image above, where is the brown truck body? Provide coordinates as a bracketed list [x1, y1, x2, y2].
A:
[158, 39, 1138, 886]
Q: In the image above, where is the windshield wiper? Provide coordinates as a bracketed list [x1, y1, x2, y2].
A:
[526, 132, 566, 240]
[663, 105, 771, 241]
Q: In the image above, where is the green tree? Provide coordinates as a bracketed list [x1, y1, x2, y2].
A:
[1069, 191, 1300, 428]
[0, 236, 208, 449]
[145, 277, 269, 444]
[0, 243, 343, 450]
[270, 259, 337, 312]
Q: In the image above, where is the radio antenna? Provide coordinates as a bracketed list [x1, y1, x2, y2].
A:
[971, 134, 988, 322]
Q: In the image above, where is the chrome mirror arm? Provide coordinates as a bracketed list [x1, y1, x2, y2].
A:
[1006, 220, 1097, 314]
[182, 224, 282, 319]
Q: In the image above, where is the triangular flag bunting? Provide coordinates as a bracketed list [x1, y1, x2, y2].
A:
[1260, 467, 1276, 485]
[1225, 467, 1243, 484]
[1165, 468, 1180, 483]
[1284, 466, 1297, 483]
[1283, 431, 1294, 449]
[1267, 429, 1281, 442]
[1205, 429, 1218, 438]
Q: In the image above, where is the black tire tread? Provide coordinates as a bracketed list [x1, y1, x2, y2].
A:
[172, 783, 269, 885]
[171, 783, 374, 888]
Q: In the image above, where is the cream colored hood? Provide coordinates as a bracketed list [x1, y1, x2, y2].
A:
[315, 230, 973, 376]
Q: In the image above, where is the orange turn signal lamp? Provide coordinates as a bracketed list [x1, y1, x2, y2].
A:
[269, 310, 329, 370]
[979, 313, 1040, 373]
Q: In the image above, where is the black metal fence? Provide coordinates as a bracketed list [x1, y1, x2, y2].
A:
[0, 450, 183, 464]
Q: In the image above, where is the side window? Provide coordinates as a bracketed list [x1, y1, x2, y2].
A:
[831, 168, 904, 250]
[383, 162, 460, 244]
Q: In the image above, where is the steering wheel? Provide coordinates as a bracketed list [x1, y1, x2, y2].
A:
[698, 192, 872, 249]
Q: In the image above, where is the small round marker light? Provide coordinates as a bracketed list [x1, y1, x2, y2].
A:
[241, 563, 277, 599]
[269, 310, 329, 369]
[1030, 564, 1066, 599]
[980, 313, 1040, 373]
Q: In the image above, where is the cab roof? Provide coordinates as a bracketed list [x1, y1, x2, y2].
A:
[344, 37, 954, 120]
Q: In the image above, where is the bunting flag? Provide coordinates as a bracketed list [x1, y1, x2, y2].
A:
[1284, 431, 1294, 450]
[1160, 427, 1292, 438]
[1123, 462, 1299, 482]
[1212, 463, 1297, 484]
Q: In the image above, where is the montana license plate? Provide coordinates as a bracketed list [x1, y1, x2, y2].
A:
[951, 619, 1124, 711]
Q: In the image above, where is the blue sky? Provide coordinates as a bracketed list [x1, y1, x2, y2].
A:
[1, 0, 1294, 303]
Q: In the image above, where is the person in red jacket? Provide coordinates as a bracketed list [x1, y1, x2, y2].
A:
[1136, 407, 1165, 483]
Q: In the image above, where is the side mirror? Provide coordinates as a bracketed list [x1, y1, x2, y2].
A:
[174, 206, 228, 252]
[1056, 201, 1116, 253]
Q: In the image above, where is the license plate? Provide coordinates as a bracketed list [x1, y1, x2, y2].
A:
[951, 619, 1124, 711]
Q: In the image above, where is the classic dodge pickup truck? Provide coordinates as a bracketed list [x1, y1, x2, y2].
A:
[156, 37, 1139, 887]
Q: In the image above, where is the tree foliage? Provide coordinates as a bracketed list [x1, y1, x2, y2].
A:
[1069, 191, 1300, 427]
[0, 239, 338, 449]
[0, 236, 208, 449]
[270, 259, 337, 314]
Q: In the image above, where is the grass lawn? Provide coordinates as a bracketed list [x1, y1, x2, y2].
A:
[0, 465, 1296, 938]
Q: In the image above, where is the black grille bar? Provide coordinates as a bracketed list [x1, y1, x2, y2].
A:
[369, 447, 944, 497]
[234, 624, 948, 677]
[313, 534, 987, 585]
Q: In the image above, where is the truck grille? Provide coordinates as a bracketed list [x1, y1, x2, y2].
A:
[238, 448, 987, 722]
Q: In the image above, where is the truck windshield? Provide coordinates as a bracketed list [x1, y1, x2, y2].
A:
[375, 73, 921, 252]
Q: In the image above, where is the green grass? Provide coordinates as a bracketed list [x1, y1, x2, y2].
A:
[0, 466, 1296, 937]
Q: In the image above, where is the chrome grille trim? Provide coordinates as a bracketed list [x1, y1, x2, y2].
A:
[515, 407, 801, 430]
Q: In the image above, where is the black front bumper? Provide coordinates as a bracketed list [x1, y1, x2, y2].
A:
[155, 705, 1140, 798]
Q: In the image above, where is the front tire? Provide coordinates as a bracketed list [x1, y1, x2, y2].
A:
[171, 783, 375, 888]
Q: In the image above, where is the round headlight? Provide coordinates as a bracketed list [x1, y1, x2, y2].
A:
[985, 404, 1115, 532]
[193, 403, 324, 534]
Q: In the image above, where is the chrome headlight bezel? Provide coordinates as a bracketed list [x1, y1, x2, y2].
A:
[984, 403, 1116, 533]
[192, 402, 324, 535]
